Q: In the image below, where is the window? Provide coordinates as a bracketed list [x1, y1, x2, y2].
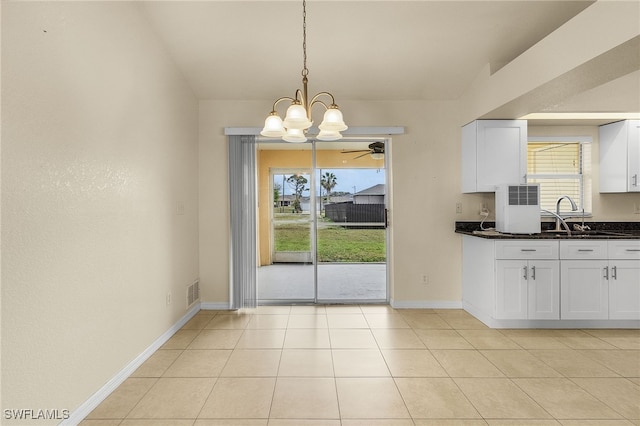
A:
[527, 137, 592, 215]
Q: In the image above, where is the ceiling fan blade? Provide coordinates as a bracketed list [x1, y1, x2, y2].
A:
[341, 149, 370, 154]
[353, 152, 371, 159]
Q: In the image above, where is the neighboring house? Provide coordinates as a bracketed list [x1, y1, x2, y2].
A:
[353, 184, 385, 205]
[325, 184, 386, 225]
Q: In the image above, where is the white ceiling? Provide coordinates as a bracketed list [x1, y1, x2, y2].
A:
[139, 0, 638, 118]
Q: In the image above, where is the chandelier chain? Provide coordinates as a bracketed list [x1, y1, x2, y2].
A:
[302, 0, 308, 78]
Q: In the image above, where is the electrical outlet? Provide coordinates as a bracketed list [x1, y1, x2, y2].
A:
[456, 202, 462, 214]
[421, 274, 429, 285]
[166, 292, 172, 306]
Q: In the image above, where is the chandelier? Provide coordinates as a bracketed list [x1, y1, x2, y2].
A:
[260, 0, 347, 143]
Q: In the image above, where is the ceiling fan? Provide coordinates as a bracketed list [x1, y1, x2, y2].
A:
[341, 141, 385, 159]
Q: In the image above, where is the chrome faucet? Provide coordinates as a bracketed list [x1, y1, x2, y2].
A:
[554, 195, 578, 232]
[541, 209, 572, 234]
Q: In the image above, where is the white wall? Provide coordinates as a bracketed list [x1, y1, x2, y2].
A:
[1, 2, 199, 422]
[199, 99, 466, 307]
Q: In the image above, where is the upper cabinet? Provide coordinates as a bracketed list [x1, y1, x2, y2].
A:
[461, 120, 527, 193]
[599, 120, 640, 193]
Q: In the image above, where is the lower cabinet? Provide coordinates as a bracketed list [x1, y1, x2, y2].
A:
[561, 260, 609, 320]
[496, 260, 559, 320]
[609, 260, 640, 319]
[494, 240, 560, 320]
[462, 236, 640, 326]
[560, 240, 640, 320]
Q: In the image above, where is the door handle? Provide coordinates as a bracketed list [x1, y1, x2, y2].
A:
[531, 266, 536, 280]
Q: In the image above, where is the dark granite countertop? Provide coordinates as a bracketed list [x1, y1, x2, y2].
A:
[455, 221, 640, 240]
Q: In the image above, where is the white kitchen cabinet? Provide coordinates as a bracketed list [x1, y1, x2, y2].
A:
[561, 260, 609, 320]
[496, 260, 559, 320]
[560, 240, 640, 320]
[495, 241, 559, 320]
[461, 120, 527, 193]
[462, 236, 639, 327]
[599, 119, 640, 192]
[608, 240, 640, 320]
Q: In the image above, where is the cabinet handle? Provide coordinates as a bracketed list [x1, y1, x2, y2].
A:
[626, 249, 640, 252]
[523, 266, 528, 280]
[612, 266, 617, 280]
[531, 266, 536, 280]
[521, 249, 537, 252]
[604, 266, 609, 280]
[578, 249, 594, 252]
[633, 174, 638, 187]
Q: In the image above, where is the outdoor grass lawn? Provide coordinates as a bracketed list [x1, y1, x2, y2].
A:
[274, 214, 386, 262]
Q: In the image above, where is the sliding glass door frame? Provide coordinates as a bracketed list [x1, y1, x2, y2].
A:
[231, 131, 397, 306]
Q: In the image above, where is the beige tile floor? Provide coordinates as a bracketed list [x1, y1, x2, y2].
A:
[82, 306, 640, 426]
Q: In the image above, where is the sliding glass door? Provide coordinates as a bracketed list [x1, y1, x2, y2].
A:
[256, 139, 388, 304]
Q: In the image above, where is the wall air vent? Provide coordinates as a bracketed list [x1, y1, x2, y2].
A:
[187, 280, 200, 308]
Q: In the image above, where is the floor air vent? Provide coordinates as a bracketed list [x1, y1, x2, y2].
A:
[187, 280, 200, 308]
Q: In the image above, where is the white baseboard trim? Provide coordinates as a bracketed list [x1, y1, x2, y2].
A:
[62, 303, 201, 426]
[200, 301, 232, 310]
[390, 299, 463, 309]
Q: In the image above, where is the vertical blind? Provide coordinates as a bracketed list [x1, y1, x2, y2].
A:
[228, 135, 257, 309]
[527, 141, 587, 212]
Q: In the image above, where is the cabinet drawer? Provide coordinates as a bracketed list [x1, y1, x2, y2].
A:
[560, 240, 607, 259]
[609, 240, 640, 259]
[495, 241, 558, 260]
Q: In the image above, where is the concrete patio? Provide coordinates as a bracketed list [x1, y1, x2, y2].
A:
[257, 263, 387, 302]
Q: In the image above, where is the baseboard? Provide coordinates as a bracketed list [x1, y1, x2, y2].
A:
[390, 299, 463, 309]
[200, 301, 232, 310]
[62, 303, 201, 425]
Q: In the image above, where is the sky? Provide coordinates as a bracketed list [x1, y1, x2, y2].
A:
[275, 168, 385, 196]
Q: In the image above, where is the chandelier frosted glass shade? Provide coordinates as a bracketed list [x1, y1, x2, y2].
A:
[260, 113, 287, 138]
[283, 103, 313, 130]
[282, 128, 307, 143]
[318, 106, 347, 131]
[370, 152, 384, 160]
[316, 129, 342, 141]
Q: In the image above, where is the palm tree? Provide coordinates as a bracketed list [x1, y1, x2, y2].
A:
[320, 172, 338, 212]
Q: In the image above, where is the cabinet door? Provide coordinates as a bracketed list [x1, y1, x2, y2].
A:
[476, 120, 527, 192]
[528, 260, 560, 319]
[609, 260, 640, 320]
[628, 120, 640, 192]
[600, 120, 640, 192]
[462, 120, 527, 193]
[496, 260, 528, 319]
[561, 260, 609, 320]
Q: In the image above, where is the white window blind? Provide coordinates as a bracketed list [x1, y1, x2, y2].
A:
[527, 139, 591, 214]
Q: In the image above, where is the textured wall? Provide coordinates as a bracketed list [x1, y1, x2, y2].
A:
[1, 2, 198, 422]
